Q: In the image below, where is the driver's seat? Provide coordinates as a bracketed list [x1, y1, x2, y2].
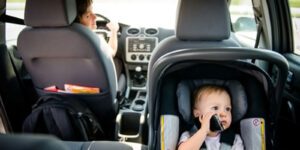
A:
[17, 0, 118, 139]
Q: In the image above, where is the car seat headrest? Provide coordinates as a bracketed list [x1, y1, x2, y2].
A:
[25, 0, 77, 27]
[176, 0, 230, 41]
[177, 79, 247, 125]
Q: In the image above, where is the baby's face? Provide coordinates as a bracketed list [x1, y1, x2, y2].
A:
[194, 91, 232, 130]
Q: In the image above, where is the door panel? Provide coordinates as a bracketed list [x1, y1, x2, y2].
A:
[278, 53, 300, 149]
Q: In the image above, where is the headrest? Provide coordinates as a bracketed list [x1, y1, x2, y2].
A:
[177, 79, 247, 125]
[25, 0, 77, 27]
[176, 0, 230, 41]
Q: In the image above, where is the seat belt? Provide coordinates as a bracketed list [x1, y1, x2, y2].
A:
[254, 18, 263, 49]
[252, 0, 264, 64]
[0, 14, 24, 25]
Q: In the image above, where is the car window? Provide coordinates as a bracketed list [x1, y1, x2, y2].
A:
[289, 0, 300, 55]
[5, 0, 178, 44]
[229, 0, 257, 47]
[93, 0, 178, 29]
[6, 0, 26, 44]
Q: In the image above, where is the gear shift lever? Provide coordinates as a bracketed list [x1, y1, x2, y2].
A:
[134, 66, 145, 86]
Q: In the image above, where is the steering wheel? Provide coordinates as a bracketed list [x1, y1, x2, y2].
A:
[95, 13, 110, 30]
[94, 13, 111, 41]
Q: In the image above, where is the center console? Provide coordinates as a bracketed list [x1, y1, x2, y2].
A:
[125, 36, 158, 90]
[126, 37, 158, 63]
[116, 32, 158, 143]
[116, 91, 147, 142]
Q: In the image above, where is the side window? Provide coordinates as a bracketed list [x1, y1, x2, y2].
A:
[6, 0, 26, 44]
[289, 0, 300, 55]
[229, 0, 257, 47]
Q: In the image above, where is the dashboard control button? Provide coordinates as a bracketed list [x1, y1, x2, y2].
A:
[139, 55, 144, 60]
[139, 44, 145, 49]
[131, 54, 137, 60]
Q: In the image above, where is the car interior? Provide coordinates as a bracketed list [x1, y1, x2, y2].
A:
[147, 1, 288, 149]
[1, 0, 300, 149]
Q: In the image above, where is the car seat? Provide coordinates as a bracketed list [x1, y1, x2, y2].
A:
[147, 0, 289, 149]
[147, 49, 288, 150]
[17, 0, 118, 139]
[176, 79, 258, 149]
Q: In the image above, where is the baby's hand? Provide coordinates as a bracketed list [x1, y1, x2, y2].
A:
[199, 112, 215, 134]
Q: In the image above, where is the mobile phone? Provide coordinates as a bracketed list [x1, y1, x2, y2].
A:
[210, 114, 224, 132]
[193, 114, 224, 132]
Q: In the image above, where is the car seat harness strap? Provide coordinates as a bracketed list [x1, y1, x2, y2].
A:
[199, 127, 235, 150]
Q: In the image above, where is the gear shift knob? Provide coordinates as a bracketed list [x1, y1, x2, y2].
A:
[133, 66, 145, 86]
[135, 66, 142, 72]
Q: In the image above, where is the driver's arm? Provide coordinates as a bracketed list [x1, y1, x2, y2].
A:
[106, 21, 119, 57]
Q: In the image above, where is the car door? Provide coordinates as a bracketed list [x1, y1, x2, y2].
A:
[272, 0, 300, 149]
[230, 0, 300, 148]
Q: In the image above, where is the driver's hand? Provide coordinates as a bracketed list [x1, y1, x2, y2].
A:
[106, 21, 119, 33]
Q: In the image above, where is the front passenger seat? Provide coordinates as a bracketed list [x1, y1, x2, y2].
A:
[17, 0, 118, 139]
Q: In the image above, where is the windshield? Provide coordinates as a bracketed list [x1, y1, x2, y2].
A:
[93, 0, 178, 29]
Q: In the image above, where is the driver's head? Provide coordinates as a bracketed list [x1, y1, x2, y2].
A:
[75, 0, 97, 30]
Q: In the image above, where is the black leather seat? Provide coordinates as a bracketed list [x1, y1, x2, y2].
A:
[17, 0, 119, 139]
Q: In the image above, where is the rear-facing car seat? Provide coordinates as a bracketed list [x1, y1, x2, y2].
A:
[175, 79, 255, 149]
[146, 0, 289, 149]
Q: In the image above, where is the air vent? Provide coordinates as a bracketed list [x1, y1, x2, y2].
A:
[145, 28, 158, 36]
[126, 27, 141, 35]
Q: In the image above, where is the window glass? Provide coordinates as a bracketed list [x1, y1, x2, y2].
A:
[6, 0, 26, 44]
[229, 0, 257, 47]
[5, 0, 178, 44]
[289, 0, 300, 55]
[93, 0, 178, 29]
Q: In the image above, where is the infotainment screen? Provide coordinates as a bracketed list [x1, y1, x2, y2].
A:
[127, 37, 157, 52]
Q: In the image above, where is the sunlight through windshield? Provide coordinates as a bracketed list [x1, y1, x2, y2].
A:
[93, 0, 178, 29]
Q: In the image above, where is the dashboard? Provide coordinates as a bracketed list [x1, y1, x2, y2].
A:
[126, 37, 158, 63]
[122, 27, 174, 64]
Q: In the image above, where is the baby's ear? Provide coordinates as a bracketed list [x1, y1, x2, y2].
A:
[193, 109, 200, 117]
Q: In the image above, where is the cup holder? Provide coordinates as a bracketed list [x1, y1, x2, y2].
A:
[119, 112, 141, 136]
[132, 99, 145, 111]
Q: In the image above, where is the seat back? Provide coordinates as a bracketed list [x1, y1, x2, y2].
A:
[149, 0, 241, 69]
[17, 0, 118, 139]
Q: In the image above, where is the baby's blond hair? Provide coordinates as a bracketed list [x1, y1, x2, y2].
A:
[193, 85, 228, 109]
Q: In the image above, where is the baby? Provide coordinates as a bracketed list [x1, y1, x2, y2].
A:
[178, 85, 244, 150]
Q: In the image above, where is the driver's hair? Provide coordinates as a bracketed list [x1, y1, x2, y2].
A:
[74, 0, 93, 23]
